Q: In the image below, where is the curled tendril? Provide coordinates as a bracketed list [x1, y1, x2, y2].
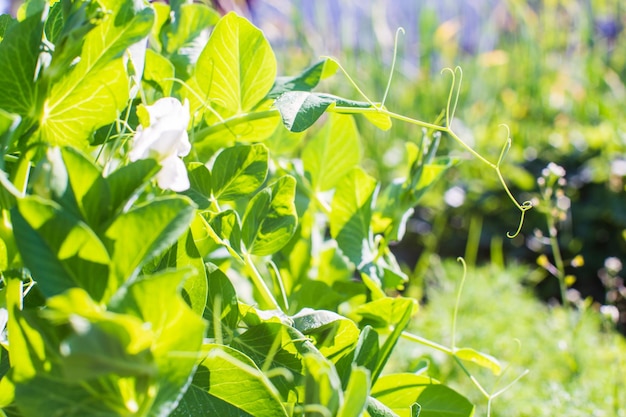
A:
[507, 201, 533, 238]
[441, 66, 463, 127]
[381, 27, 405, 108]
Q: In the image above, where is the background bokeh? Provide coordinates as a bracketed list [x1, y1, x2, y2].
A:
[217, 0, 626, 331]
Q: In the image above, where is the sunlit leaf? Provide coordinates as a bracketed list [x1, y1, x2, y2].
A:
[302, 113, 360, 191]
[175, 344, 288, 417]
[454, 347, 502, 376]
[12, 197, 111, 300]
[211, 143, 268, 201]
[38, 1, 155, 147]
[330, 167, 378, 268]
[337, 366, 370, 417]
[268, 58, 339, 98]
[242, 175, 297, 256]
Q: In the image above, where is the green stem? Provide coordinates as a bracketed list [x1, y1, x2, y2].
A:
[244, 252, 281, 311]
[547, 215, 568, 305]
[400, 331, 453, 355]
[193, 109, 279, 142]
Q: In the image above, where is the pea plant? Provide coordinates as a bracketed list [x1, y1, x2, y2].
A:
[0, 1, 527, 416]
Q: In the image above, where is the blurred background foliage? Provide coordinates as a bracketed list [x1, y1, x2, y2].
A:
[214, 0, 626, 331]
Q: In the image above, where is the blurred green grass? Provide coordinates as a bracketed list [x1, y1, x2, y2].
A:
[392, 259, 626, 417]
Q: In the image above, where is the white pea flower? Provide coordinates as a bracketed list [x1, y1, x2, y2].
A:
[129, 97, 191, 192]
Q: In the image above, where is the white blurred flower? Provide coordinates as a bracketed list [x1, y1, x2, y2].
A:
[129, 98, 191, 192]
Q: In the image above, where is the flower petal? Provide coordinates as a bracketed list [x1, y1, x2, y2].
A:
[156, 155, 190, 192]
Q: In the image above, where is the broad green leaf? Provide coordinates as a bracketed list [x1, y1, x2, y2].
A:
[204, 265, 239, 340]
[46, 289, 156, 381]
[0, 11, 43, 116]
[58, 147, 111, 229]
[211, 143, 268, 201]
[110, 268, 206, 416]
[105, 158, 159, 216]
[0, 14, 16, 41]
[12, 196, 111, 300]
[368, 298, 417, 384]
[330, 167, 378, 268]
[354, 297, 419, 329]
[38, 1, 155, 147]
[105, 196, 195, 287]
[337, 366, 370, 417]
[4, 277, 50, 381]
[242, 175, 297, 256]
[194, 12, 276, 118]
[185, 162, 212, 209]
[172, 385, 254, 417]
[303, 353, 343, 417]
[0, 109, 20, 158]
[454, 347, 502, 376]
[353, 325, 380, 375]
[149, 228, 208, 317]
[292, 309, 360, 361]
[162, 3, 219, 78]
[372, 374, 437, 412]
[13, 373, 142, 416]
[411, 385, 474, 417]
[374, 145, 456, 242]
[179, 344, 288, 417]
[373, 375, 473, 417]
[268, 58, 339, 98]
[302, 113, 361, 191]
[367, 396, 401, 417]
[143, 49, 175, 98]
[204, 210, 243, 259]
[274, 92, 390, 132]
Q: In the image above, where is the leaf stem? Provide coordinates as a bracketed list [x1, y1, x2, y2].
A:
[244, 252, 282, 311]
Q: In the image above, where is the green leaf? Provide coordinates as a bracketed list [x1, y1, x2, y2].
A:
[454, 347, 502, 376]
[38, 1, 155, 147]
[105, 158, 159, 215]
[172, 385, 255, 417]
[204, 210, 243, 259]
[179, 344, 288, 417]
[0, 11, 44, 116]
[58, 147, 111, 229]
[353, 325, 380, 374]
[194, 12, 276, 118]
[303, 353, 343, 417]
[162, 3, 219, 78]
[185, 162, 212, 209]
[268, 58, 339, 98]
[337, 366, 370, 417]
[412, 385, 474, 417]
[46, 289, 156, 381]
[372, 374, 436, 414]
[105, 196, 195, 287]
[302, 113, 361, 191]
[374, 144, 456, 242]
[211, 143, 268, 201]
[367, 396, 401, 417]
[204, 265, 239, 340]
[330, 167, 378, 268]
[0, 14, 16, 41]
[110, 268, 206, 416]
[242, 175, 297, 256]
[292, 309, 360, 361]
[149, 228, 208, 317]
[366, 298, 417, 384]
[12, 196, 111, 300]
[372, 375, 474, 417]
[274, 92, 384, 132]
[143, 49, 175, 97]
